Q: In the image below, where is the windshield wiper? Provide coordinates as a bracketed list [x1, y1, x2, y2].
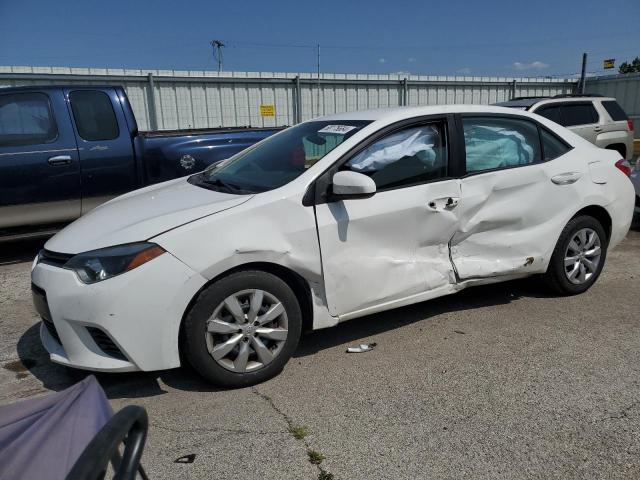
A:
[200, 176, 253, 194]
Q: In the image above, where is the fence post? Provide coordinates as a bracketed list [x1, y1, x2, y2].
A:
[293, 75, 302, 124]
[510, 79, 517, 99]
[146, 72, 159, 131]
[402, 77, 408, 106]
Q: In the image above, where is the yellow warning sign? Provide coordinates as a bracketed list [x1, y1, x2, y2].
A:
[603, 59, 615, 69]
[260, 104, 275, 117]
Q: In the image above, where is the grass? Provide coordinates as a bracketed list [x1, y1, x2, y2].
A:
[318, 469, 335, 480]
[288, 425, 310, 440]
[307, 450, 326, 465]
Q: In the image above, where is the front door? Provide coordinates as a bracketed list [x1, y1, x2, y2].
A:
[314, 119, 461, 317]
[65, 88, 137, 213]
[0, 89, 80, 231]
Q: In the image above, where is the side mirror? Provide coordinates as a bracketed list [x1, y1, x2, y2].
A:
[331, 171, 376, 199]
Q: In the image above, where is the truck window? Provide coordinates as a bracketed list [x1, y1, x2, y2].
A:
[0, 92, 58, 147]
[69, 90, 119, 141]
[601, 100, 628, 121]
[561, 103, 599, 126]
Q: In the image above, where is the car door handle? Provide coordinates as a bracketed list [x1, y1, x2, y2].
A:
[47, 155, 72, 166]
[551, 172, 582, 185]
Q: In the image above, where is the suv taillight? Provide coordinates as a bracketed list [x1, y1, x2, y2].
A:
[627, 119, 634, 132]
[615, 159, 632, 177]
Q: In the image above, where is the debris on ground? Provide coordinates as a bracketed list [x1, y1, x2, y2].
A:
[174, 454, 196, 464]
[453, 330, 466, 335]
[346, 343, 377, 353]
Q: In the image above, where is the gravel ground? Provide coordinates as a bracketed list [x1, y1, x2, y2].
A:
[1, 220, 639, 479]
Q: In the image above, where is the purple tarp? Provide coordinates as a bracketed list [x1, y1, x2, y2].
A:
[0, 375, 113, 480]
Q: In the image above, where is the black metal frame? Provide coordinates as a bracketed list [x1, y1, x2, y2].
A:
[66, 405, 149, 480]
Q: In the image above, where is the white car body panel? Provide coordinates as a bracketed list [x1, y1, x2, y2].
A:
[32, 105, 635, 372]
[45, 176, 252, 254]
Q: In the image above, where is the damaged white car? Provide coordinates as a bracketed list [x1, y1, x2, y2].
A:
[32, 105, 635, 387]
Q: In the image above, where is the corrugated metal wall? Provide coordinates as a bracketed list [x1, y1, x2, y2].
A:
[585, 72, 640, 135]
[0, 65, 580, 131]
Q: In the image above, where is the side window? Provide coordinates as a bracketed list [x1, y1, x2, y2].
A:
[601, 100, 628, 121]
[344, 123, 447, 190]
[561, 103, 599, 126]
[541, 128, 571, 161]
[0, 93, 58, 147]
[535, 105, 563, 125]
[69, 90, 119, 141]
[462, 117, 541, 173]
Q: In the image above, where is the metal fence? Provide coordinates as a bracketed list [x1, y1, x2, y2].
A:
[0, 66, 580, 131]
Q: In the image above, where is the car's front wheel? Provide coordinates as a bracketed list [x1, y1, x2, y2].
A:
[182, 270, 302, 387]
[543, 215, 608, 295]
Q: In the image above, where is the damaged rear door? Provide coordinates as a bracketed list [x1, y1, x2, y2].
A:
[451, 114, 579, 279]
[314, 117, 461, 317]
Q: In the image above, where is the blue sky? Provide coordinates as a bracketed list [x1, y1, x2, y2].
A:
[1, 0, 639, 77]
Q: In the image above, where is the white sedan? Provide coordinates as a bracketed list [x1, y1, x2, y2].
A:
[31, 105, 635, 387]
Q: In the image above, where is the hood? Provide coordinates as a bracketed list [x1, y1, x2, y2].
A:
[46, 176, 252, 254]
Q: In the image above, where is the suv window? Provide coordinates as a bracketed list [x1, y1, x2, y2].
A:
[601, 100, 628, 121]
[462, 117, 541, 173]
[343, 123, 448, 189]
[541, 128, 571, 161]
[69, 90, 119, 141]
[535, 105, 563, 124]
[0, 93, 58, 147]
[561, 103, 599, 126]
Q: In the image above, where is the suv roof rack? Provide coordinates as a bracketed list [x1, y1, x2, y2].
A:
[509, 96, 549, 101]
[551, 93, 604, 98]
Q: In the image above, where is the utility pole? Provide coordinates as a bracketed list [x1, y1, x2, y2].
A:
[316, 43, 321, 117]
[578, 52, 587, 94]
[210, 40, 225, 72]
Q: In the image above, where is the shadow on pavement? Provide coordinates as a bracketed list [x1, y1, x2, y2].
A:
[16, 276, 551, 398]
[0, 238, 48, 265]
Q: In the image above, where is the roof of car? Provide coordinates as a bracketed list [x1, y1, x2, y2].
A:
[316, 104, 539, 121]
[496, 94, 616, 109]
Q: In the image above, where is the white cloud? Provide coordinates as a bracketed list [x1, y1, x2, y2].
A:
[379, 58, 386, 64]
[408, 57, 415, 63]
[392, 71, 411, 75]
[513, 61, 550, 71]
[457, 67, 471, 74]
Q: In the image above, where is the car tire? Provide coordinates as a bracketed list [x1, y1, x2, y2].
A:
[542, 215, 608, 295]
[182, 270, 302, 388]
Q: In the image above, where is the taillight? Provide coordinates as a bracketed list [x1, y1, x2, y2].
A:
[615, 159, 632, 177]
[627, 119, 634, 132]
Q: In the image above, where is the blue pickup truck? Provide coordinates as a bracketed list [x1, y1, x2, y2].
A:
[0, 85, 281, 241]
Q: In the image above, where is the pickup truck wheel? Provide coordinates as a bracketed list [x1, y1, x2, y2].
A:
[183, 270, 302, 388]
[542, 215, 607, 295]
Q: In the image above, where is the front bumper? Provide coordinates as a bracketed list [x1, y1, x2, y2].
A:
[31, 251, 207, 372]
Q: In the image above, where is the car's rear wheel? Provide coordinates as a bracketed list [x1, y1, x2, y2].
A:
[183, 270, 302, 387]
[543, 215, 607, 295]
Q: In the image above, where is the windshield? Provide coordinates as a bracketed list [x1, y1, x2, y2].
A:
[189, 120, 371, 194]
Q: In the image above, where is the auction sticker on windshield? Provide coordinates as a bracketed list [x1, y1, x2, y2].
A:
[318, 125, 358, 134]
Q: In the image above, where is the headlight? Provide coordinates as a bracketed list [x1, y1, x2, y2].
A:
[64, 242, 165, 284]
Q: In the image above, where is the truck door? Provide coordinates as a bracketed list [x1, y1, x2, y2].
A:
[65, 88, 137, 214]
[0, 89, 80, 233]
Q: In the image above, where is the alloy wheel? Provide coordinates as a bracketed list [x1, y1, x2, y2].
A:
[563, 227, 602, 285]
[204, 289, 288, 373]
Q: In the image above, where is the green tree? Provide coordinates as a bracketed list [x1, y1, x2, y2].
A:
[618, 56, 640, 74]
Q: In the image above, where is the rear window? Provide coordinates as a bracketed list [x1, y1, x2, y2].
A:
[541, 128, 571, 161]
[69, 90, 119, 141]
[561, 103, 599, 126]
[601, 100, 628, 121]
[0, 92, 58, 147]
